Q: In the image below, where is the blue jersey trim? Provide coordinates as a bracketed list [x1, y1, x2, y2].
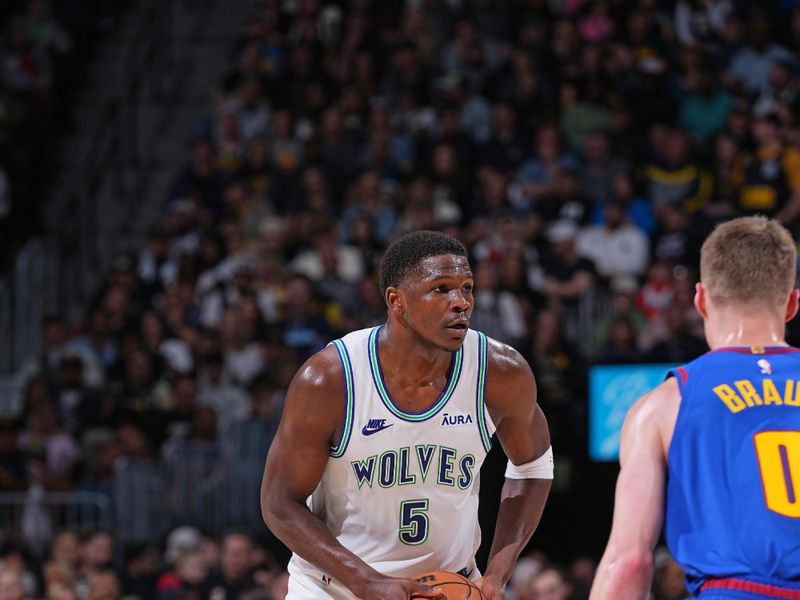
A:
[475, 332, 492, 453]
[329, 339, 355, 458]
[367, 326, 463, 422]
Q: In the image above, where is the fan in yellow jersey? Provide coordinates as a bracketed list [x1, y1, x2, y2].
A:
[733, 110, 800, 226]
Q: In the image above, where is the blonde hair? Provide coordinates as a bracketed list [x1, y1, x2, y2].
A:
[700, 216, 797, 309]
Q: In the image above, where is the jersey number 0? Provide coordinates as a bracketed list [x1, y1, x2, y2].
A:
[754, 431, 800, 518]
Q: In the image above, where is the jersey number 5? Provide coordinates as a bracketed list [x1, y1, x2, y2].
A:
[399, 499, 429, 545]
[754, 431, 800, 518]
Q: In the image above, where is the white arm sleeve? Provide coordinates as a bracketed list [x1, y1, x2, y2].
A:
[505, 446, 554, 480]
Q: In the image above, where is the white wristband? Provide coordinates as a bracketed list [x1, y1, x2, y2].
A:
[505, 446, 554, 480]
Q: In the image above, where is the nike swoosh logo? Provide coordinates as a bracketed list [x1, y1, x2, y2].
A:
[361, 423, 394, 436]
[457, 568, 473, 579]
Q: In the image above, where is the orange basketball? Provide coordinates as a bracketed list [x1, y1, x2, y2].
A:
[411, 570, 485, 600]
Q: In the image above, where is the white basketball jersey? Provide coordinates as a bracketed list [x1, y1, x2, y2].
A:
[287, 326, 496, 599]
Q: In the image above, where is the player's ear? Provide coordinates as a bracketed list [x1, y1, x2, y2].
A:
[784, 288, 799, 323]
[386, 286, 405, 314]
[694, 282, 708, 319]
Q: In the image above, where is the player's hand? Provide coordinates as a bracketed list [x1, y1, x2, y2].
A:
[350, 574, 440, 599]
[474, 574, 505, 600]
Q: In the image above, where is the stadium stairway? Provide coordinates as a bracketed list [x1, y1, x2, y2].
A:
[0, 0, 250, 383]
[45, 0, 250, 324]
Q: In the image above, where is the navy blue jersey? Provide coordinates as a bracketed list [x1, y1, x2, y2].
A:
[666, 347, 800, 596]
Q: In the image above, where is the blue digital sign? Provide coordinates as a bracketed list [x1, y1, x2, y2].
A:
[589, 363, 680, 462]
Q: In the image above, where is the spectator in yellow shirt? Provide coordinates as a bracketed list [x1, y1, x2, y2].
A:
[733, 110, 800, 228]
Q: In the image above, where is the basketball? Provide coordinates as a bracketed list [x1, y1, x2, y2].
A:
[411, 570, 485, 600]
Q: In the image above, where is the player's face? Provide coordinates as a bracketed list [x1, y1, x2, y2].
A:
[398, 254, 474, 352]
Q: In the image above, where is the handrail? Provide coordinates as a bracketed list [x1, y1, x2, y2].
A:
[0, 490, 113, 509]
[0, 490, 113, 549]
[0, 451, 265, 547]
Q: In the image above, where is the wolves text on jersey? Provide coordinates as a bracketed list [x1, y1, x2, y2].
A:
[350, 445, 475, 490]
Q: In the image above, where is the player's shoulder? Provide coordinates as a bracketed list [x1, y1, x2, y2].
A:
[631, 377, 681, 419]
[288, 344, 344, 397]
[482, 335, 536, 417]
[478, 334, 539, 422]
[292, 327, 376, 391]
[484, 335, 532, 380]
[624, 377, 681, 454]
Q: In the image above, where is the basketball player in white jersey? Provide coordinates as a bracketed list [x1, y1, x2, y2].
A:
[261, 230, 552, 600]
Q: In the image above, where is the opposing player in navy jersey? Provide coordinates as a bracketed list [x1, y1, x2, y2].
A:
[261, 231, 552, 600]
[591, 216, 800, 600]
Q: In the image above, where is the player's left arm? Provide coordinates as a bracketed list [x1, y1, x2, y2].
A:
[478, 339, 552, 600]
[589, 378, 680, 600]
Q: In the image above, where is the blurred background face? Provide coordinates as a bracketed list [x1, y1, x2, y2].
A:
[83, 533, 113, 570]
[42, 321, 66, 349]
[221, 535, 252, 582]
[715, 134, 738, 163]
[584, 133, 608, 164]
[47, 582, 79, 600]
[173, 377, 198, 412]
[531, 569, 570, 600]
[87, 571, 118, 600]
[0, 570, 23, 600]
[604, 203, 626, 228]
[52, 532, 80, 566]
[611, 173, 633, 200]
[475, 261, 498, 292]
[610, 319, 635, 348]
[752, 118, 779, 145]
[177, 552, 208, 585]
[554, 171, 577, 198]
[286, 277, 312, 308]
[664, 131, 689, 164]
[536, 126, 560, 161]
[192, 407, 217, 441]
[433, 145, 457, 176]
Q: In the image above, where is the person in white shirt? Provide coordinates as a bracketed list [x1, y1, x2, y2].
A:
[576, 201, 649, 279]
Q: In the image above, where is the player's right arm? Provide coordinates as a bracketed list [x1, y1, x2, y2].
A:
[589, 378, 680, 600]
[260, 346, 437, 600]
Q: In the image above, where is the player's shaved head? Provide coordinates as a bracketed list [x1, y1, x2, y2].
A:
[701, 216, 796, 310]
[379, 230, 468, 295]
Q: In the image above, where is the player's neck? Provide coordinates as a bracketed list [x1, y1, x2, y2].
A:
[706, 309, 788, 350]
[379, 321, 453, 384]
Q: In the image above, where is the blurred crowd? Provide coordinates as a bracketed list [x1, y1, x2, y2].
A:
[0, 0, 128, 269]
[0, 0, 69, 267]
[0, 526, 691, 600]
[4, 0, 800, 597]
[0, 528, 289, 600]
[506, 546, 687, 600]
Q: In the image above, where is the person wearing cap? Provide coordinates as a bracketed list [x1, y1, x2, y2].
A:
[164, 527, 202, 567]
[733, 107, 800, 227]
